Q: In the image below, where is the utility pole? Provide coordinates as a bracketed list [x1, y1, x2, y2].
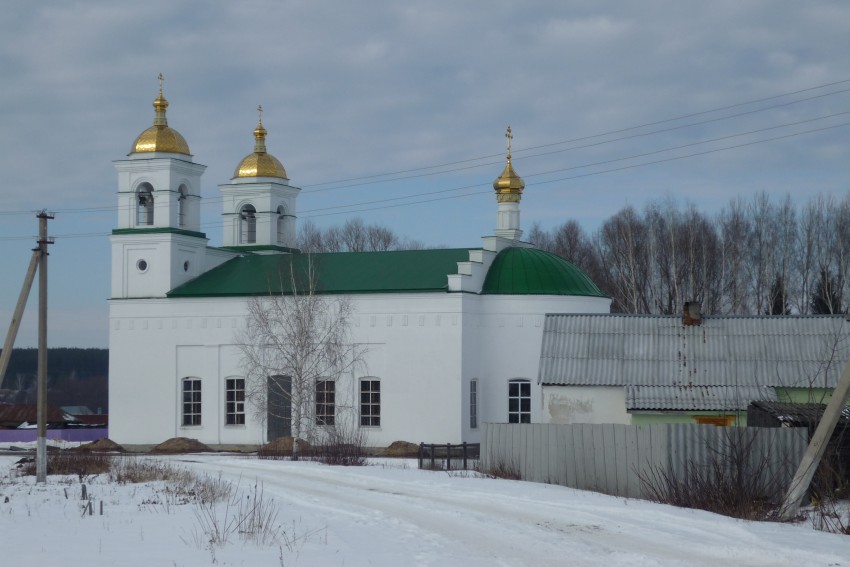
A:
[780, 357, 850, 520]
[35, 211, 54, 484]
[0, 251, 39, 388]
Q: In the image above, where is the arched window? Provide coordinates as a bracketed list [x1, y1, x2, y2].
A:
[177, 185, 187, 228]
[181, 377, 201, 426]
[240, 204, 256, 244]
[276, 205, 286, 245]
[508, 379, 531, 423]
[136, 183, 154, 226]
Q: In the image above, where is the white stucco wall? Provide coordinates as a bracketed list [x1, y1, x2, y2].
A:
[541, 386, 631, 425]
[109, 293, 468, 446]
[109, 290, 611, 447]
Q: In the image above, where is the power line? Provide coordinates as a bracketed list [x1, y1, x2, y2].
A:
[6, 117, 848, 240]
[0, 79, 850, 233]
[3, 100, 849, 224]
[301, 78, 850, 189]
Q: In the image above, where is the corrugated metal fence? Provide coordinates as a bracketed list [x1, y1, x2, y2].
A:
[481, 423, 808, 499]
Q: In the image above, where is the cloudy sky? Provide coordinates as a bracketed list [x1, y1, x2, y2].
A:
[2, 1, 850, 348]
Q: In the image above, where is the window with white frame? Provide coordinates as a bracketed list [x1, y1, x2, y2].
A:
[225, 378, 245, 425]
[508, 379, 531, 423]
[182, 378, 201, 426]
[137, 183, 154, 226]
[239, 204, 256, 244]
[360, 378, 380, 427]
[316, 379, 335, 426]
[470, 379, 478, 429]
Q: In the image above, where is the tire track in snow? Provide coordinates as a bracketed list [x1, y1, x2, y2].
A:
[176, 457, 847, 567]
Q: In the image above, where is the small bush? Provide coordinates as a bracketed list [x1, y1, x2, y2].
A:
[311, 425, 367, 466]
[639, 430, 787, 521]
[108, 456, 191, 484]
[20, 452, 111, 479]
[481, 460, 522, 480]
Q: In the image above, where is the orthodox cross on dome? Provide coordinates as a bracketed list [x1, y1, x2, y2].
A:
[253, 104, 268, 153]
[505, 125, 513, 160]
[153, 73, 169, 126]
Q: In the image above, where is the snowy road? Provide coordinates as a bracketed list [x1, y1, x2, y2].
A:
[178, 455, 850, 567]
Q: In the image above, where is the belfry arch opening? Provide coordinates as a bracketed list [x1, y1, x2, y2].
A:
[240, 204, 257, 244]
[136, 183, 154, 226]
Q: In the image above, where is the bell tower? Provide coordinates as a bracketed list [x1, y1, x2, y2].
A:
[219, 106, 300, 251]
[111, 75, 208, 298]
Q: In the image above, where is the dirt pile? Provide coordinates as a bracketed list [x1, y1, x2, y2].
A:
[150, 437, 212, 454]
[73, 438, 126, 453]
[382, 441, 420, 457]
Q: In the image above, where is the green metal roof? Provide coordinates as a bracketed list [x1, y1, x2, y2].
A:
[481, 247, 605, 296]
[167, 248, 473, 297]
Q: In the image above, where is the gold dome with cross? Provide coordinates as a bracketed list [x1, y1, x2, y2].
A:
[233, 105, 288, 179]
[131, 74, 191, 155]
[493, 126, 525, 203]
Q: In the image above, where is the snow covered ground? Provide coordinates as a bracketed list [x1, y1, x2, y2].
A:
[0, 451, 848, 566]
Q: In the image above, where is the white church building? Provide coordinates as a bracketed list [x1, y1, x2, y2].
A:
[108, 84, 611, 448]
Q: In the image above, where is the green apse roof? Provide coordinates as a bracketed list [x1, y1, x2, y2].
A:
[167, 248, 473, 297]
[481, 247, 605, 296]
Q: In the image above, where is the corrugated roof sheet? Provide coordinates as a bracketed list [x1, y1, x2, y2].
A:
[168, 248, 474, 297]
[627, 385, 777, 411]
[539, 314, 850, 389]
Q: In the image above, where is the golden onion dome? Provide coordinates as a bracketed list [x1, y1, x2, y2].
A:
[131, 74, 191, 155]
[233, 106, 288, 179]
[493, 126, 524, 202]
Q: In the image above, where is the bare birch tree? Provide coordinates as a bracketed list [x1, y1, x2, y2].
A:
[238, 258, 364, 458]
[718, 198, 750, 314]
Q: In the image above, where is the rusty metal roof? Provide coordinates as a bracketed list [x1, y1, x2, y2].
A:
[0, 404, 72, 426]
[539, 314, 850, 389]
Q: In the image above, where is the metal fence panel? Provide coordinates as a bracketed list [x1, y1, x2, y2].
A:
[481, 423, 807, 499]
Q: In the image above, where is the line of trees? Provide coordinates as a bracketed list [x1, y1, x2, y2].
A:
[297, 218, 425, 253]
[528, 192, 850, 316]
[0, 348, 108, 410]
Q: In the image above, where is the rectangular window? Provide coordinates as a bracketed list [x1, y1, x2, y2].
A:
[508, 380, 531, 424]
[316, 380, 335, 426]
[360, 379, 381, 427]
[226, 378, 245, 425]
[182, 379, 201, 426]
[470, 379, 478, 429]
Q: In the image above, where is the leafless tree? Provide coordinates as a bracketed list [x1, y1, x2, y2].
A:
[296, 217, 419, 252]
[598, 206, 652, 313]
[295, 219, 325, 253]
[718, 198, 750, 314]
[237, 258, 365, 458]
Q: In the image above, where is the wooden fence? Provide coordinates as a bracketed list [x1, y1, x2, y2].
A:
[481, 423, 808, 498]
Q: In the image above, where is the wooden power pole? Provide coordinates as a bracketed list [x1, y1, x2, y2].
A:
[780, 357, 850, 520]
[0, 251, 39, 388]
